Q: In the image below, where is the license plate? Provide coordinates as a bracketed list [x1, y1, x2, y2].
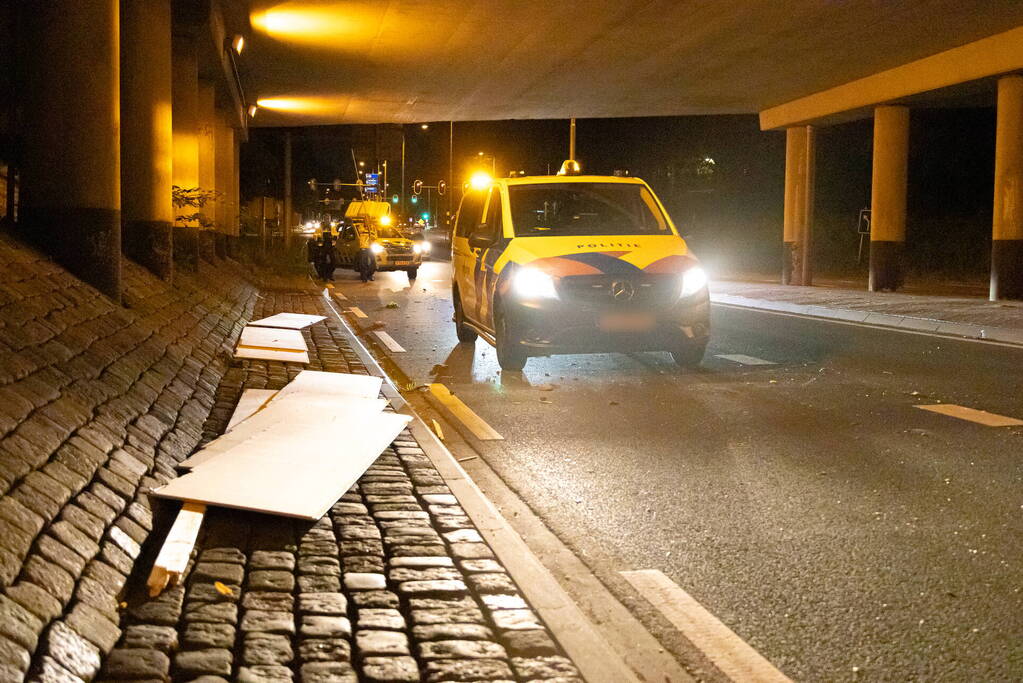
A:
[598, 312, 655, 332]
[392, 260, 410, 266]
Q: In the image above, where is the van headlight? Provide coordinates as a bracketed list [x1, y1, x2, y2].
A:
[370, 242, 385, 254]
[413, 243, 425, 254]
[680, 266, 708, 297]
[513, 267, 558, 299]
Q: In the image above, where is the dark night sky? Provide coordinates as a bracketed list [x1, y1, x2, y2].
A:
[242, 109, 996, 277]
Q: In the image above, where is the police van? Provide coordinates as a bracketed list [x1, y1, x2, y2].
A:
[451, 165, 710, 370]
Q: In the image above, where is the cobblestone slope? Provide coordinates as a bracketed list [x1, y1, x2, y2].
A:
[105, 291, 582, 682]
[0, 231, 257, 680]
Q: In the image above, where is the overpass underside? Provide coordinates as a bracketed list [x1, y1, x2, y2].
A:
[1, 2, 1022, 306]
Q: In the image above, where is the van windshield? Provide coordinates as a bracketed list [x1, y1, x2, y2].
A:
[508, 183, 671, 237]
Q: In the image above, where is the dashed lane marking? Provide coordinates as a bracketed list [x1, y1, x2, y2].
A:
[620, 569, 792, 683]
[334, 292, 348, 301]
[373, 330, 406, 353]
[715, 354, 776, 366]
[428, 383, 504, 441]
[915, 404, 1023, 427]
[347, 306, 368, 318]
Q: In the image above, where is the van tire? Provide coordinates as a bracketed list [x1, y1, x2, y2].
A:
[495, 306, 527, 371]
[453, 290, 478, 344]
[671, 341, 707, 367]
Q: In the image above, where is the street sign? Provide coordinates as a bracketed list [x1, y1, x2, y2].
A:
[364, 172, 379, 194]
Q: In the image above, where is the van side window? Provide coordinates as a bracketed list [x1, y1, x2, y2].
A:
[482, 189, 503, 240]
[455, 192, 485, 238]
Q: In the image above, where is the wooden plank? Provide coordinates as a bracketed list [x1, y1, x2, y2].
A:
[249, 312, 326, 329]
[226, 389, 278, 432]
[147, 502, 206, 597]
[154, 412, 411, 519]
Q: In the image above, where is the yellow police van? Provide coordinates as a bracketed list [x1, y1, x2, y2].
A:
[451, 167, 710, 370]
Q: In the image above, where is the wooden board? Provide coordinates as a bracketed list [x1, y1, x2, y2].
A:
[147, 502, 206, 597]
[178, 395, 388, 470]
[235, 326, 310, 363]
[249, 312, 326, 329]
[154, 411, 411, 519]
[226, 389, 278, 432]
[273, 370, 382, 400]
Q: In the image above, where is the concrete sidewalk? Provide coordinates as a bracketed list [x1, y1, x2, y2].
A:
[710, 279, 1023, 346]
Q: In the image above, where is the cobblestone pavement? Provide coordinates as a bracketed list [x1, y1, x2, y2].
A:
[0, 231, 257, 681]
[104, 289, 583, 682]
[711, 279, 1023, 331]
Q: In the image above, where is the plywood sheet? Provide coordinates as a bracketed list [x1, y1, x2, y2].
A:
[274, 370, 382, 400]
[249, 313, 326, 329]
[226, 389, 278, 432]
[178, 395, 387, 470]
[238, 326, 308, 351]
[154, 411, 411, 519]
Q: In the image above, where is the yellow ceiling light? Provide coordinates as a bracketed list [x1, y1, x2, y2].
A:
[232, 35, 245, 54]
[256, 96, 349, 115]
[251, 4, 356, 46]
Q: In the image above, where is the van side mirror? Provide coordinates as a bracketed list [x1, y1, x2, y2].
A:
[468, 231, 494, 249]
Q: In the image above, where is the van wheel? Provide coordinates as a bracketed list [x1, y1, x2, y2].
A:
[495, 306, 527, 371]
[453, 290, 478, 344]
[671, 341, 707, 367]
[406, 267, 419, 280]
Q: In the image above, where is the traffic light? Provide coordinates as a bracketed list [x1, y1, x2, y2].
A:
[410, 196, 418, 204]
[391, 194, 399, 204]
[421, 212, 430, 221]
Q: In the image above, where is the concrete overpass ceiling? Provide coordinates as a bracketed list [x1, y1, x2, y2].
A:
[234, 0, 1023, 126]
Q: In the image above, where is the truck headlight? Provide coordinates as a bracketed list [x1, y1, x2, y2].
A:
[513, 267, 558, 299]
[412, 243, 423, 254]
[680, 266, 708, 298]
[370, 242, 384, 255]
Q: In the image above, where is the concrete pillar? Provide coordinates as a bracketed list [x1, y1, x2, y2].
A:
[197, 80, 217, 261]
[172, 32, 200, 269]
[121, 0, 173, 280]
[283, 131, 293, 249]
[19, 0, 121, 300]
[213, 109, 235, 257]
[991, 75, 1023, 301]
[782, 126, 815, 285]
[869, 106, 909, 292]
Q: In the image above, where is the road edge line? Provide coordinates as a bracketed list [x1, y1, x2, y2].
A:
[621, 570, 792, 683]
[321, 289, 641, 683]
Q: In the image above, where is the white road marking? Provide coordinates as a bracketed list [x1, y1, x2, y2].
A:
[347, 306, 367, 318]
[915, 404, 1023, 427]
[715, 353, 776, 366]
[428, 383, 503, 441]
[620, 569, 792, 683]
[333, 292, 348, 301]
[373, 330, 406, 353]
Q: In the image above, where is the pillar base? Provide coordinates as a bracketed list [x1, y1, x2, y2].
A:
[782, 241, 808, 285]
[21, 206, 121, 300]
[868, 240, 904, 292]
[175, 226, 200, 272]
[214, 232, 227, 259]
[990, 239, 1023, 300]
[199, 230, 217, 262]
[123, 220, 173, 280]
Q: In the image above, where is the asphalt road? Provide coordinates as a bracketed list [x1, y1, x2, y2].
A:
[330, 260, 1023, 682]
